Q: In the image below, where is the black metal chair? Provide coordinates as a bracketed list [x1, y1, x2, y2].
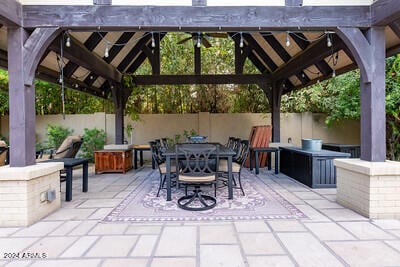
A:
[50, 135, 83, 159]
[219, 140, 249, 196]
[225, 136, 236, 149]
[47, 136, 83, 183]
[176, 143, 219, 211]
[150, 141, 176, 197]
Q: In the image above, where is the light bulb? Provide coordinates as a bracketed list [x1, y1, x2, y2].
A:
[332, 69, 336, 78]
[286, 32, 290, 47]
[65, 36, 71, 47]
[196, 36, 201, 48]
[104, 42, 109, 58]
[327, 35, 332, 47]
[151, 32, 156, 48]
[239, 32, 244, 48]
[59, 76, 63, 84]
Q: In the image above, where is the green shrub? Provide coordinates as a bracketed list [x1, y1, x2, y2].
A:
[80, 128, 106, 162]
[46, 124, 73, 149]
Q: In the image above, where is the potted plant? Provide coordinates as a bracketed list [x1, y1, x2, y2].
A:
[125, 124, 134, 144]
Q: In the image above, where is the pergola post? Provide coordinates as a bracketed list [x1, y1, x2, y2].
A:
[111, 82, 132, 144]
[258, 82, 282, 142]
[7, 28, 34, 166]
[7, 27, 60, 166]
[337, 27, 386, 162]
[271, 82, 283, 142]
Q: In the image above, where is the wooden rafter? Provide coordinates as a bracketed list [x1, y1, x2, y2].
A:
[270, 35, 344, 82]
[117, 33, 152, 72]
[37, 66, 107, 98]
[290, 32, 332, 76]
[63, 32, 107, 79]
[49, 34, 123, 83]
[263, 33, 310, 84]
[125, 33, 166, 74]
[244, 33, 277, 72]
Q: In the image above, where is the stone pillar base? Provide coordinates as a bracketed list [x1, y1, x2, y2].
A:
[335, 159, 400, 219]
[0, 162, 64, 226]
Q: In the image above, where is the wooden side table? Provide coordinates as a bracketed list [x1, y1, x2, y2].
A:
[95, 149, 133, 174]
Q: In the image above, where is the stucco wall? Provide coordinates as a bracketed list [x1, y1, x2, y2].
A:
[0, 112, 360, 147]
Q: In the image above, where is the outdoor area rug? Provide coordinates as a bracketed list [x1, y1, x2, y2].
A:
[104, 169, 307, 222]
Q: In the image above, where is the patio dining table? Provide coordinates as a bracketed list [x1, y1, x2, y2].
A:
[162, 144, 236, 201]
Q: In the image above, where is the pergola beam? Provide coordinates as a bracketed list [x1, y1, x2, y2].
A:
[270, 35, 344, 82]
[372, 0, 400, 26]
[0, 0, 21, 26]
[133, 74, 269, 85]
[49, 35, 123, 83]
[22, 5, 371, 29]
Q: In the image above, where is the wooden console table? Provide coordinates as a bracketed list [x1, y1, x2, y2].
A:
[95, 149, 133, 174]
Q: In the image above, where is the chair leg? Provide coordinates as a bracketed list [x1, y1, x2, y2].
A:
[238, 172, 245, 196]
[177, 186, 217, 211]
[156, 174, 164, 197]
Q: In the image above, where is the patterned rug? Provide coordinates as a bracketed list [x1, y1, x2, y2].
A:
[104, 169, 306, 222]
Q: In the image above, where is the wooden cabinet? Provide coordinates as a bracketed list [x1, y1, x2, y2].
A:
[95, 149, 133, 174]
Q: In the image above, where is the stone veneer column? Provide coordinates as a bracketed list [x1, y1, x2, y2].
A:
[335, 159, 400, 219]
[0, 162, 64, 226]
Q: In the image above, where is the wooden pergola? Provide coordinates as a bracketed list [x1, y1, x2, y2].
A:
[0, 0, 399, 167]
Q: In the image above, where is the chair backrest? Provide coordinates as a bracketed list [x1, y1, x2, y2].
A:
[149, 141, 164, 166]
[161, 138, 169, 149]
[226, 137, 236, 148]
[231, 138, 241, 159]
[236, 140, 250, 165]
[53, 135, 83, 159]
[176, 143, 219, 181]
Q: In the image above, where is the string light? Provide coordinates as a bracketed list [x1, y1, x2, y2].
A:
[151, 32, 156, 48]
[196, 33, 201, 48]
[239, 32, 244, 48]
[104, 42, 110, 58]
[327, 33, 332, 47]
[285, 32, 291, 47]
[65, 32, 71, 48]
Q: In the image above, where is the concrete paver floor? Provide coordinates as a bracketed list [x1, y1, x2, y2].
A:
[1, 165, 400, 267]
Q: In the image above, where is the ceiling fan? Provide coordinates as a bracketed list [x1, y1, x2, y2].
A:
[177, 32, 229, 48]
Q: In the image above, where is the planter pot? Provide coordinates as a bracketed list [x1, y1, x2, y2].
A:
[302, 138, 322, 151]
